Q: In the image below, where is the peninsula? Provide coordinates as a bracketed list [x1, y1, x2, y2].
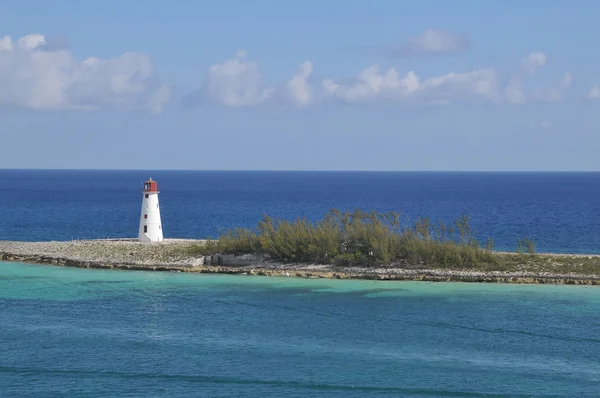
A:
[2, 209, 599, 285]
[1, 239, 600, 285]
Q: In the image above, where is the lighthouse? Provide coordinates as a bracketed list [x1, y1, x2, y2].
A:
[138, 178, 164, 243]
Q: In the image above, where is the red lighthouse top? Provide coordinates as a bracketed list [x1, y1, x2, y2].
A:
[143, 178, 159, 193]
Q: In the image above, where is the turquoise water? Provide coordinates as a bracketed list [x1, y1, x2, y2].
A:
[1, 262, 599, 397]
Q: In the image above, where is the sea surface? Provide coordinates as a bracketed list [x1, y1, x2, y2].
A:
[2, 170, 600, 397]
[2, 170, 600, 253]
[1, 262, 600, 397]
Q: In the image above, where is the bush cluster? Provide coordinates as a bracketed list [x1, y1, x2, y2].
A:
[199, 209, 506, 268]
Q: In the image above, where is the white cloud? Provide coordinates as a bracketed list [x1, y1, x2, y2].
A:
[382, 29, 469, 57]
[589, 85, 600, 99]
[521, 52, 547, 74]
[286, 61, 313, 106]
[322, 66, 419, 102]
[0, 35, 13, 51]
[504, 75, 526, 104]
[504, 53, 572, 104]
[533, 72, 573, 102]
[320, 51, 575, 106]
[504, 52, 548, 104]
[188, 49, 575, 108]
[193, 54, 315, 108]
[18, 34, 46, 51]
[0, 33, 169, 113]
[146, 84, 171, 114]
[322, 65, 498, 104]
[1, 32, 586, 113]
[204, 50, 272, 107]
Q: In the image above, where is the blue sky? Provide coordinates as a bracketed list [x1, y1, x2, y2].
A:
[1, 0, 599, 170]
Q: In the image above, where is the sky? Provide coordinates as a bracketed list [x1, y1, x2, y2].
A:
[1, 0, 599, 171]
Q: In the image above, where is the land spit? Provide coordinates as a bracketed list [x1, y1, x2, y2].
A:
[1, 239, 600, 285]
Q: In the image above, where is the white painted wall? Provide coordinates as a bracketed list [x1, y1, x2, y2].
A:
[138, 191, 164, 243]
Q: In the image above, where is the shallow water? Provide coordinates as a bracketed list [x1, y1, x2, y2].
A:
[2, 261, 599, 397]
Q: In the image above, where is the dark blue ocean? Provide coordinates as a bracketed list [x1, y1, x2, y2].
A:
[2, 170, 600, 397]
[2, 170, 600, 253]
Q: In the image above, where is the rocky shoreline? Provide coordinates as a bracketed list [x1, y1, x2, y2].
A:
[1, 239, 600, 285]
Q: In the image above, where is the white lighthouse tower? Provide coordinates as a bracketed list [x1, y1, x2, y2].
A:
[138, 178, 164, 243]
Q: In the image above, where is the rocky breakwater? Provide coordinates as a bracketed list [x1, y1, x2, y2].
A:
[0, 239, 278, 272]
[0, 239, 210, 271]
[1, 240, 600, 285]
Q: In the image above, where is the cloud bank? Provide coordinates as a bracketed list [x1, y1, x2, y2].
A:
[0, 33, 169, 113]
[187, 49, 572, 108]
[0, 31, 589, 112]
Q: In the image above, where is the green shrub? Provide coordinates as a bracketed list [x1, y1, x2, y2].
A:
[191, 208, 529, 269]
[516, 236, 536, 254]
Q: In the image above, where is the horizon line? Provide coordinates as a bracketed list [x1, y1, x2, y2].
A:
[1, 168, 600, 173]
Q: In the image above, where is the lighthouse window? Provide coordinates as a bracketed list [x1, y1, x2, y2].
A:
[144, 226, 147, 233]
[145, 194, 149, 198]
[144, 214, 147, 219]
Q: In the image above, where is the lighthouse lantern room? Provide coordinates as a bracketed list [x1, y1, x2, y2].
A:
[138, 177, 164, 243]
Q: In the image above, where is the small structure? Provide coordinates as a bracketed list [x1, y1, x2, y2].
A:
[138, 178, 164, 243]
